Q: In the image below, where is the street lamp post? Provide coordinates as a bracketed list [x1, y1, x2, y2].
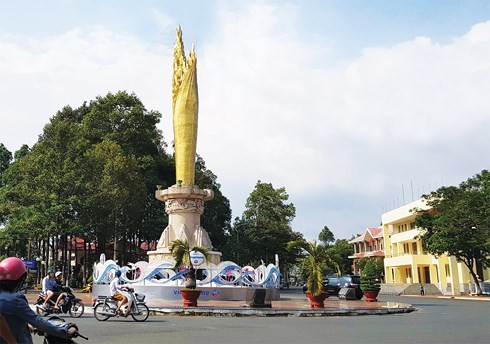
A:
[35, 257, 41, 284]
[233, 222, 247, 266]
[83, 232, 88, 285]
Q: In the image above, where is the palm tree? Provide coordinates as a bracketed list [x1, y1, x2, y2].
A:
[288, 240, 340, 296]
[170, 239, 209, 289]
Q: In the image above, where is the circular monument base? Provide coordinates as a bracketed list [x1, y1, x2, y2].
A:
[93, 283, 279, 302]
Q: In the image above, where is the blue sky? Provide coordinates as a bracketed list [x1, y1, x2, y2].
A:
[1, 0, 489, 241]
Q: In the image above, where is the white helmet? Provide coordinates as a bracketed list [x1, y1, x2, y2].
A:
[55, 271, 62, 277]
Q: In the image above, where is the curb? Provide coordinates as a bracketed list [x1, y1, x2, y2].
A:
[30, 304, 415, 318]
[148, 305, 415, 317]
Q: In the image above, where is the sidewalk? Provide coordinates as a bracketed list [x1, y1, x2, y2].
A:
[401, 294, 490, 301]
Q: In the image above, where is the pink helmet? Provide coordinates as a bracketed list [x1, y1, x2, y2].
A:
[0, 257, 27, 281]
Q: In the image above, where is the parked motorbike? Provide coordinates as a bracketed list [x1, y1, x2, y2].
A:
[34, 316, 88, 344]
[81, 283, 92, 293]
[93, 288, 149, 322]
[35, 287, 85, 318]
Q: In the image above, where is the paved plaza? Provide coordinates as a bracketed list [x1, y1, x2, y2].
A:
[29, 290, 490, 344]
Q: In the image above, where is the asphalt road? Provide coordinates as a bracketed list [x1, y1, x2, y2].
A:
[33, 292, 490, 344]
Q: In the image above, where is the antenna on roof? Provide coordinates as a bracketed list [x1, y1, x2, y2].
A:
[402, 184, 405, 205]
[410, 180, 414, 202]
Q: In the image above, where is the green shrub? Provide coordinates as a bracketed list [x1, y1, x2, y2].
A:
[360, 260, 381, 292]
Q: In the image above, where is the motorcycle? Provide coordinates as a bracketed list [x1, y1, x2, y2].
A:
[81, 283, 92, 293]
[93, 287, 149, 322]
[35, 287, 85, 318]
[34, 316, 88, 344]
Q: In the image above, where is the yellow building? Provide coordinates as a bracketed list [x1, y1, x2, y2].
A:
[382, 199, 490, 295]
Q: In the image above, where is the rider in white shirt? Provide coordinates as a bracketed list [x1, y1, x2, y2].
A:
[109, 270, 132, 316]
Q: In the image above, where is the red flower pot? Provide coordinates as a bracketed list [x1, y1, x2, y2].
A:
[363, 290, 379, 302]
[181, 289, 201, 307]
[305, 291, 328, 308]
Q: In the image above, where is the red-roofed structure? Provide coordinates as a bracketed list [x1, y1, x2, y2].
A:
[348, 227, 385, 274]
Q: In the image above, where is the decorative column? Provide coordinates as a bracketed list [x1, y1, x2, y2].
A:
[147, 185, 222, 265]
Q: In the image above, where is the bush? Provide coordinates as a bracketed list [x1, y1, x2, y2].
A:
[360, 260, 380, 292]
[24, 272, 36, 287]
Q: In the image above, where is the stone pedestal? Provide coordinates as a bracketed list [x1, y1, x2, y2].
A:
[147, 185, 222, 265]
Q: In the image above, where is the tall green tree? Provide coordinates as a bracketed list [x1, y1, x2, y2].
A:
[414, 170, 490, 294]
[79, 92, 174, 249]
[318, 225, 335, 245]
[83, 139, 146, 261]
[326, 239, 354, 275]
[0, 143, 12, 185]
[1, 114, 87, 266]
[0, 92, 172, 264]
[0, 91, 232, 270]
[0, 143, 13, 224]
[317, 226, 353, 274]
[231, 181, 303, 268]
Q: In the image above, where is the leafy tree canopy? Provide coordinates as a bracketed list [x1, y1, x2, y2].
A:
[326, 239, 354, 275]
[318, 225, 335, 245]
[0, 91, 231, 267]
[414, 170, 490, 294]
[229, 181, 303, 267]
[0, 143, 13, 184]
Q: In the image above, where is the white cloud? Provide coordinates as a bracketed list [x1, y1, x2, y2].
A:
[196, 6, 490, 238]
[0, 3, 489, 240]
[0, 26, 174, 151]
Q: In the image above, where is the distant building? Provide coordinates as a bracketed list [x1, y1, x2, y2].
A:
[382, 199, 490, 295]
[348, 227, 384, 274]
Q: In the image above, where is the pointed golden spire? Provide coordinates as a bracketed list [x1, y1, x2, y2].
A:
[171, 27, 199, 185]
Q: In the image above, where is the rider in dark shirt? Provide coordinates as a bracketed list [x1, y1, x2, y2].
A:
[0, 257, 77, 344]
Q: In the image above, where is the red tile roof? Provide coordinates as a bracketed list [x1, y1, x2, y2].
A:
[368, 227, 383, 238]
[348, 227, 383, 243]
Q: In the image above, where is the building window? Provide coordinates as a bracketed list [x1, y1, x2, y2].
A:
[412, 242, 418, 255]
[403, 243, 409, 254]
[410, 222, 416, 230]
[445, 264, 451, 277]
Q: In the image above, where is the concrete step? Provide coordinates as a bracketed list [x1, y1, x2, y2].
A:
[403, 283, 442, 295]
[380, 283, 443, 295]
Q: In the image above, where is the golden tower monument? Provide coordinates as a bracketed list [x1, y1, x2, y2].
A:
[148, 28, 221, 264]
[172, 27, 198, 186]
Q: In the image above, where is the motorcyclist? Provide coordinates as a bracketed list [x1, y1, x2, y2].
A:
[110, 270, 132, 317]
[0, 257, 77, 344]
[41, 269, 57, 309]
[41, 269, 55, 294]
[53, 271, 68, 310]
